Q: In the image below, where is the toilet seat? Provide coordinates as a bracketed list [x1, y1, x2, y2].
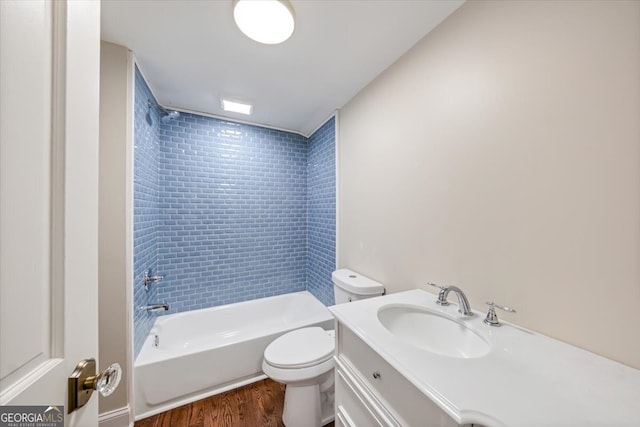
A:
[264, 327, 334, 369]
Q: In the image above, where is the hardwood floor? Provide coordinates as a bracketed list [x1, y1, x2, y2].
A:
[134, 379, 335, 427]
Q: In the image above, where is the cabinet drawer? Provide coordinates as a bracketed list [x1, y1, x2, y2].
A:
[337, 324, 462, 427]
[336, 367, 389, 427]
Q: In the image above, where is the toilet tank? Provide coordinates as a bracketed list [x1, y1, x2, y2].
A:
[332, 269, 385, 304]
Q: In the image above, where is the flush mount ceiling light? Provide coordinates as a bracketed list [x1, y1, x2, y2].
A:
[233, 0, 295, 45]
[221, 99, 253, 115]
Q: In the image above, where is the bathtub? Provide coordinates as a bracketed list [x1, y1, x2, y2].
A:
[134, 291, 334, 420]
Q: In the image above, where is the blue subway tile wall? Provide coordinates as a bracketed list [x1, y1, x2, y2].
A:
[307, 118, 336, 306]
[133, 71, 336, 358]
[133, 67, 162, 358]
[156, 114, 309, 312]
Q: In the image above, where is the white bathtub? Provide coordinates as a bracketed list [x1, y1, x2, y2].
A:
[134, 291, 334, 420]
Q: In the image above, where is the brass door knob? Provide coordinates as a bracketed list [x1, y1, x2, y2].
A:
[68, 359, 122, 413]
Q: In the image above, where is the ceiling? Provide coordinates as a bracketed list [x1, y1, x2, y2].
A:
[101, 0, 464, 136]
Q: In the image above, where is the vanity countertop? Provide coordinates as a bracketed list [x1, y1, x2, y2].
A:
[329, 289, 640, 427]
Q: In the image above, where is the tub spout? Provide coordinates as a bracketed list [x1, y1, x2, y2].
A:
[138, 303, 169, 313]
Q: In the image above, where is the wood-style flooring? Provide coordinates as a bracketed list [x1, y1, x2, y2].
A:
[134, 379, 335, 427]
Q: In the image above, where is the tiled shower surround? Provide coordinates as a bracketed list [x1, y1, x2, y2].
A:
[133, 68, 161, 358]
[157, 116, 308, 311]
[133, 69, 336, 357]
[306, 117, 336, 306]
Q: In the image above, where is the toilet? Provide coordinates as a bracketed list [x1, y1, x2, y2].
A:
[262, 269, 385, 427]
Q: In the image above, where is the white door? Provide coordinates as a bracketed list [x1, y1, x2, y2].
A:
[0, 1, 102, 425]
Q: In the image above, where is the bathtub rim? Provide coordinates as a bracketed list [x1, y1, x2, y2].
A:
[135, 290, 332, 367]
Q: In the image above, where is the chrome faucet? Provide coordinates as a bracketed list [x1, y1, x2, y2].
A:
[138, 303, 169, 313]
[427, 283, 473, 316]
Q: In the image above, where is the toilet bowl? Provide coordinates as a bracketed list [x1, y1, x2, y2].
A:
[262, 269, 385, 427]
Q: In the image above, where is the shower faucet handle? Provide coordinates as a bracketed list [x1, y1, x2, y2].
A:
[143, 269, 165, 291]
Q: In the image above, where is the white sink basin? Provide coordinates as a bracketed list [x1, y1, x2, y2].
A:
[377, 304, 490, 359]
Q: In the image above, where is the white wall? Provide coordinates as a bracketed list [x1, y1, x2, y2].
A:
[99, 41, 134, 419]
[339, 0, 640, 368]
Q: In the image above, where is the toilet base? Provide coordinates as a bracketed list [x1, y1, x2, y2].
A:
[282, 384, 334, 427]
[282, 384, 320, 427]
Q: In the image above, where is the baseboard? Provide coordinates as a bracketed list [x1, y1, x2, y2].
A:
[99, 406, 132, 427]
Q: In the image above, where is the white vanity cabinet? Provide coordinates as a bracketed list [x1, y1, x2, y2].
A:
[330, 289, 640, 427]
[334, 322, 471, 427]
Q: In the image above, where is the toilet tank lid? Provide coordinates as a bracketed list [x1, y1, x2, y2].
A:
[332, 269, 385, 295]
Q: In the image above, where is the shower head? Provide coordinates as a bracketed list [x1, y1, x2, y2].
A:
[147, 99, 180, 124]
[161, 110, 180, 123]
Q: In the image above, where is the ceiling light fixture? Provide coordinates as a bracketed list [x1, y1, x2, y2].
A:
[221, 99, 253, 115]
[233, 0, 295, 45]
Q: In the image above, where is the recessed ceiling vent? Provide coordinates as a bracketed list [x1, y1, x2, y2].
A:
[221, 99, 253, 115]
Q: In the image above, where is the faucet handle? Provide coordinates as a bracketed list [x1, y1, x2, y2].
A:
[427, 282, 449, 306]
[484, 302, 516, 327]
